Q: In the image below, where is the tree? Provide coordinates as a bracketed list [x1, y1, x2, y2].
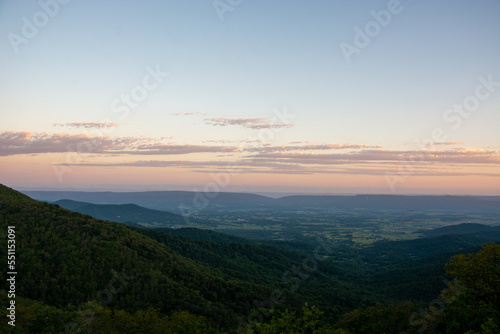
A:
[242, 303, 350, 334]
[445, 242, 499, 307]
[436, 243, 500, 333]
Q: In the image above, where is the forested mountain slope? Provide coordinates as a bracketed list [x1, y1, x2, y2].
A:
[0, 184, 272, 328]
[54, 199, 186, 227]
[0, 184, 375, 330]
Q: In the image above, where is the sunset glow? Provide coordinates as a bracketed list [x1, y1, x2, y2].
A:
[1, 1, 499, 194]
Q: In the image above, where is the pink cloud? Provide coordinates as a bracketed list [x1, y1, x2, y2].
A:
[251, 148, 500, 164]
[172, 112, 209, 116]
[247, 143, 381, 152]
[204, 117, 294, 129]
[0, 131, 239, 156]
[53, 122, 118, 129]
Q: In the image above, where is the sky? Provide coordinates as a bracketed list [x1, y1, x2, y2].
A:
[0, 0, 499, 195]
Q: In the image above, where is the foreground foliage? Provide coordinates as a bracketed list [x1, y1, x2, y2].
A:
[332, 243, 499, 334]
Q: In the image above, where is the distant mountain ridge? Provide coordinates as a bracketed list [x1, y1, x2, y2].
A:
[24, 190, 500, 213]
[420, 223, 500, 238]
[54, 199, 186, 227]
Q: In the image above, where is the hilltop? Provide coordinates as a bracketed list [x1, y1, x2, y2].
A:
[54, 199, 186, 227]
[420, 222, 500, 238]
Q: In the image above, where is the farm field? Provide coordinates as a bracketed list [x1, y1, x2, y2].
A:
[179, 209, 500, 245]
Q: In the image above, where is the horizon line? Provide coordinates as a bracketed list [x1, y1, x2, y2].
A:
[13, 186, 500, 198]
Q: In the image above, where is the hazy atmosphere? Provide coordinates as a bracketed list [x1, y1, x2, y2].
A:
[1, 0, 499, 194]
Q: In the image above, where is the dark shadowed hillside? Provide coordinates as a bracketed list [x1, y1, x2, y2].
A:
[420, 222, 500, 238]
[0, 184, 275, 329]
[54, 199, 187, 227]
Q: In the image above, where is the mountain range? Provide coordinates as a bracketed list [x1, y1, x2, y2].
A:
[24, 190, 500, 213]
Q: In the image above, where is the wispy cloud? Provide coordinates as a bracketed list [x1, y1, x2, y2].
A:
[247, 143, 381, 153]
[53, 122, 119, 129]
[0, 131, 239, 156]
[4, 131, 498, 179]
[251, 148, 500, 165]
[204, 139, 260, 144]
[404, 141, 465, 148]
[58, 156, 500, 178]
[172, 112, 208, 116]
[204, 117, 294, 129]
[432, 141, 464, 146]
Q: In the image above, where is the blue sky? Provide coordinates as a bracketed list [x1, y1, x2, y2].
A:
[0, 0, 499, 194]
